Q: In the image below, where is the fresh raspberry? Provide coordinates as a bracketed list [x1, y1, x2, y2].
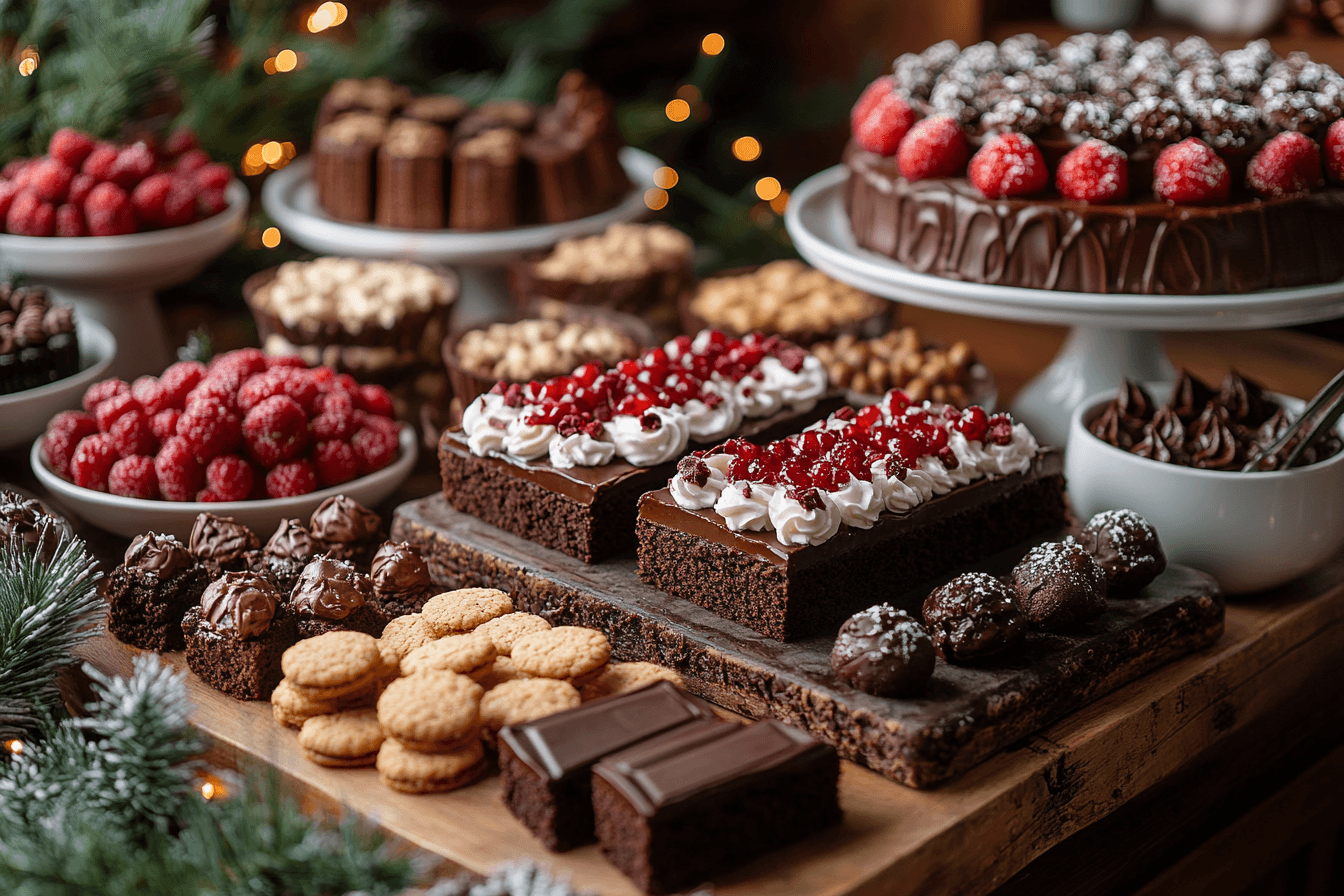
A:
[310, 409, 355, 442]
[93, 392, 141, 432]
[84, 182, 136, 236]
[83, 378, 130, 413]
[187, 373, 240, 411]
[2, 158, 30, 180]
[150, 408, 181, 442]
[265, 459, 317, 498]
[333, 373, 361, 395]
[129, 375, 172, 415]
[266, 354, 308, 370]
[80, 143, 119, 181]
[130, 173, 175, 228]
[897, 114, 970, 181]
[159, 360, 206, 407]
[358, 412, 400, 438]
[49, 128, 96, 169]
[70, 434, 118, 491]
[108, 142, 156, 190]
[54, 204, 85, 237]
[174, 149, 210, 174]
[162, 178, 198, 227]
[43, 410, 99, 477]
[237, 368, 317, 414]
[312, 388, 355, 418]
[853, 82, 914, 157]
[196, 188, 228, 218]
[969, 132, 1048, 199]
[314, 439, 359, 487]
[154, 436, 205, 501]
[0, 182, 19, 221]
[27, 159, 74, 203]
[351, 424, 399, 475]
[277, 367, 319, 412]
[107, 455, 158, 499]
[1153, 138, 1230, 204]
[205, 454, 255, 502]
[211, 347, 269, 378]
[242, 395, 308, 467]
[1056, 139, 1129, 203]
[108, 408, 157, 458]
[195, 488, 231, 502]
[1327, 120, 1344, 183]
[10, 164, 38, 191]
[67, 173, 95, 208]
[308, 365, 337, 391]
[237, 372, 283, 414]
[355, 383, 395, 418]
[6, 191, 55, 236]
[176, 399, 242, 463]
[163, 128, 200, 157]
[1246, 131, 1323, 199]
[193, 163, 232, 192]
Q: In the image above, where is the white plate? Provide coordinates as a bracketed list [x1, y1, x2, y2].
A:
[0, 318, 116, 449]
[785, 165, 1344, 331]
[262, 148, 663, 264]
[30, 424, 418, 541]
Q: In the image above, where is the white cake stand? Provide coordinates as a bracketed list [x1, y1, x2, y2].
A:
[0, 181, 249, 380]
[262, 148, 663, 321]
[786, 165, 1344, 445]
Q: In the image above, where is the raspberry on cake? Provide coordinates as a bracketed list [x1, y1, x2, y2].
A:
[968, 132, 1048, 198]
[1055, 139, 1129, 203]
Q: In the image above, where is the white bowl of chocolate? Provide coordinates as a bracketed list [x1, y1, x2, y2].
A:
[1066, 372, 1344, 593]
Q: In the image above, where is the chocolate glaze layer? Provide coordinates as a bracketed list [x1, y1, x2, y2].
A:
[124, 533, 193, 579]
[190, 514, 259, 563]
[200, 571, 278, 639]
[845, 143, 1344, 295]
[291, 556, 372, 620]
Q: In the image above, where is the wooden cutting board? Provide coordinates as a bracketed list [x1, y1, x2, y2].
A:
[391, 494, 1225, 788]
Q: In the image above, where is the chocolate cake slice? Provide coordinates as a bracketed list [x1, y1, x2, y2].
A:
[106, 533, 210, 651]
[376, 118, 449, 230]
[313, 112, 387, 223]
[449, 128, 521, 231]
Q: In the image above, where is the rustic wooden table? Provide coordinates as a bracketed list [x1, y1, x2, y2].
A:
[13, 309, 1344, 896]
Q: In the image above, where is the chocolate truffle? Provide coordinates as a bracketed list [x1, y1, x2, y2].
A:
[368, 540, 436, 622]
[183, 570, 296, 700]
[106, 532, 210, 651]
[1008, 541, 1108, 630]
[1076, 509, 1167, 595]
[308, 495, 382, 568]
[829, 604, 935, 697]
[189, 513, 260, 574]
[921, 572, 1025, 663]
[0, 492, 60, 562]
[250, 518, 319, 593]
[289, 555, 381, 637]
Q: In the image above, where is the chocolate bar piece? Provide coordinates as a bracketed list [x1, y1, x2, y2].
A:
[497, 681, 715, 852]
[592, 719, 841, 894]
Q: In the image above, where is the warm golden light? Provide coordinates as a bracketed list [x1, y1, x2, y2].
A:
[5, 739, 23, 756]
[262, 227, 281, 248]
[769, 189, 791, 214]
[732, 136, 761, 162]
[755, 176, 782, 202]
[17, 47, 38, 77]
[261, 141, 283, 165]
[332, 2, 348, 25]
[644, 187, 669, 211]
[281, 142, 296, 160]
[309, 2, 347, 32]
[653, 166, 678, 189]
[275, 49, 297, 73]
[201, 781, 216, 800]
[675, 84, 701, 103]
[665, 99, 690, 123]
[702, 33, 725, 55]
[263, 56, 277, 75]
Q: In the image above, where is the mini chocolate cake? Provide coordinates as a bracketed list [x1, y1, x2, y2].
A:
[1008, 541, 1108, 630]
[183, 571, 297, 700]
[309, 495, 383, 569]
[829, 605, 935, 696]
[400, 94, 469, 129]
[456, 100, 538, 140]
[106, 533, 211, 651]
[368, 540, 436, 622]
[189, 513, 260, 576]
[1076, 509, 1167, 595]
[497, 681, 716, 852]
[248, 518, 319, 594]
[289, 555, 382, 638]
[921, 572, 1025, 662]
[0, 285, 79, 395]
[591, 719, 841, 895]
[313, 112, 387, 223]
[0, 491, 63, 563]
[315, 77, 412, 130]
[376, 118, 450, 230]
[449, 128, 521, 231]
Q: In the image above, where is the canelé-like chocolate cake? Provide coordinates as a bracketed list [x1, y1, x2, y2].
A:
[637, 396, 1066, 640]
[846, 32, 1344, 294]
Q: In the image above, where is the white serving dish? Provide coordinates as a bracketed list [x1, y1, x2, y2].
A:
[0, 318, 116, 449]
[30, 423, 417, 541]
[1065, 388, 1344, 594]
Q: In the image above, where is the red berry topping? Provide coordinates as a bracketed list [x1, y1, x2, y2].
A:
[176, 399, 242, 463]
[187, 375, 239, 411]
[242, 395, 308, 467]
[194, 163, 232, 193]
[266, 354, 308, 370]
[211, 347, 269, 378]
[988, 413, 1014, 445]
[130, 173, 176, 228]
[205, 454, 255, 502]
[94, 392, 141, 432]
[1327, 120, 1344, 183]
[163, 128, 200, 157]
[1246, 131, 1323, 199]
[1, 158, 29, 180]
[897, 114, 970, 182]
[108, 409, 157, 458]
[968, 133, 1047, 199]
[84, 182, 136, 236]
[107, 455, 158, 500]
[43, 410, 99, 477]
[83, 378, 129, 413]
[6, 191, 55, 236]
[155, 436, 205, 501]
[854, 88, 915, 157]
[314, 440, 359, 487]
[49, 128, 96, 169]
[108, 142, 156, 190]
[351, 424, 399, 475]
[265, 459, 317, 498]
[70, 434, 118, 491]
[54, 203, 85, 237]
[80, 143, 119, 182]
[27, 159, 75, 204]
[355, 383, 395, 418]
[955, 406, 989, 442]
[1153, 138, 1230, 205]
[854, 405, 883, 428]
[150, 408, 181, 442]
[159, 360, 206, 407]
[1055, 139, 1129, 204]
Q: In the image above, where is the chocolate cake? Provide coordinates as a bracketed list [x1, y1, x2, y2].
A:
[247, 518, 319, 594]
[375, 119, 449, 229]
[497, 681, 717, 852]
[315, 77, 412, 130]
[638, 397, 1066, 640]
[0, 284, 79, 395]
[845, 33, 1344, 294]
[183, 571, 297, 700]
[309, 495, 383, 569]
[921, 571, 1026, 662]
[368, 540, 436, 620]
[449, 128, 521, 231]
[189, 513, 260, 577]
[289, 555, 382, 638]
[830, 605, 935, 696]
[443, 331, 838, 563]
[106, 533, 210, 651]
[591, 719, 841, 894]
[313, 112, 386, 223]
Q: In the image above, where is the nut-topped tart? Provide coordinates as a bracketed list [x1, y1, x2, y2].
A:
[439, 329, 839, 563]
[637, 393, 1065, 640]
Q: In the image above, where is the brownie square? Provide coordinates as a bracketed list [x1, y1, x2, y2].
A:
[106, 563, 211, 652]
[182, 605, 298, 701]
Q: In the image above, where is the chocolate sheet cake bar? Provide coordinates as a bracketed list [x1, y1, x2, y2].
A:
[441, 331, 839, 562]
[638, 395, 1066, 640]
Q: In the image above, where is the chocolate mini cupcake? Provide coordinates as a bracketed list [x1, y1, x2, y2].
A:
[0, 492, 63, 563]
[106, 533, 211, 651]
[289, 555, 382, 638]
[313, 112, 387, 223]
[0, 285, 79, 394]
[368, 540, 437, 623]
[830, 604, 936, 697]
[249, 518, 319, 594]
[183, 571, 297, 700]
[523, 127, 594, 224]
[449, 128, 521, 231]
[308, 495, 382, 569]
[456, 99, 538, 140]
[316, 76, 412, 130]
[401, 94, 469, 130]
[189, 513, 260, 576]
[376, 118, 449, 230]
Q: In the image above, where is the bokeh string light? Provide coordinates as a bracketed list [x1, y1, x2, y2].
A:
[242, 141, 295, 176]
[665, 99, 691, 123]
[17, 46, 39, 77]
[701, 33, 725, 56]
[653, 166, 679, 189]
[308, 2, 349, 33]
[5, 739, 24, 756]
[731, 136, 761, 162]
[262, 227, 281, 248]
[644, 187, 669, 211]
[274, 49, 297, 73]
[755, 176, 782, 202]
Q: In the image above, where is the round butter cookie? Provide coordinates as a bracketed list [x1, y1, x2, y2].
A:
[579, 661, 684, 702]
[377, 670, 483, 752]
[298, 708, 385, 767]
[401, 632, 496, 678]
[474, 612, 551, 655]
[281, 631, 383, 697]
[377, 737, 487, 794]
[511, 626, 610, 683]
[421, 588, 513, 636]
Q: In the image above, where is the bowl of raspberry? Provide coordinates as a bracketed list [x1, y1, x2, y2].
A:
[29, 348, 417, 540]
